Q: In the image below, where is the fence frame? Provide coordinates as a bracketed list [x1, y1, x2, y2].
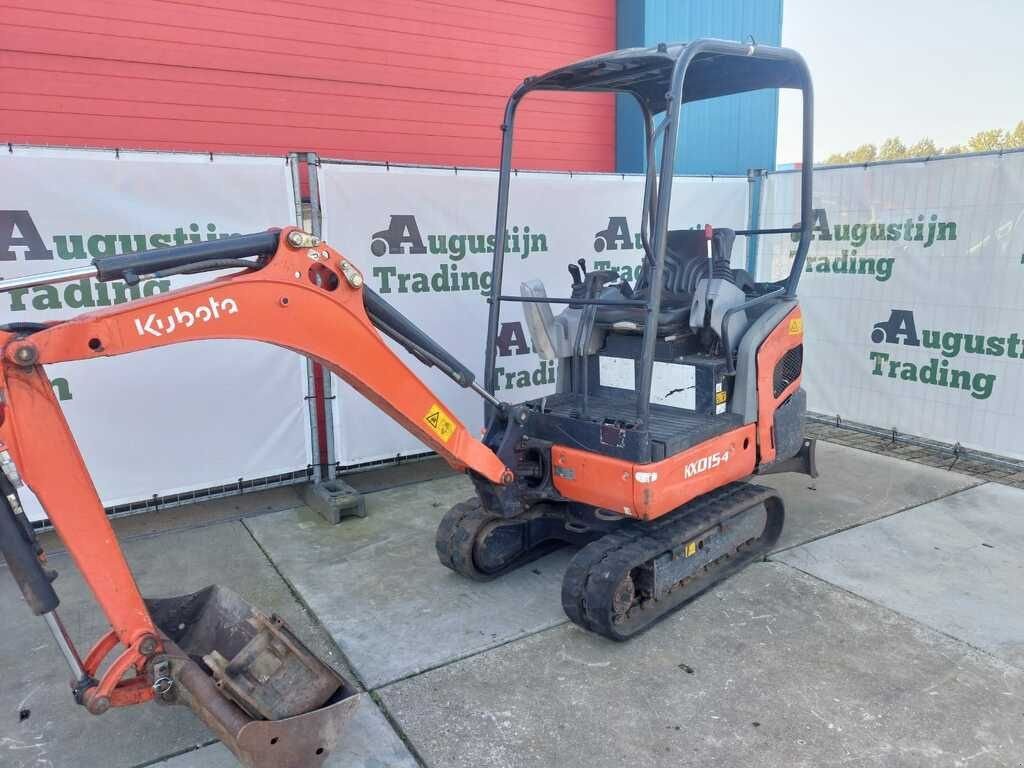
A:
[1, 143, 317, 527]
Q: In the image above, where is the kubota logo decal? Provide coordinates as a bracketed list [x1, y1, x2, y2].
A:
[684, 450, 731, 479]
[134, 296, 239, 338]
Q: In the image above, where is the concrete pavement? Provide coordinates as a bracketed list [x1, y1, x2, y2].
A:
[1, 439, 1020, 767]
[777, 481, 1024, 668]
[379, 562, 1023, 768]
[245, 474, 574, 689]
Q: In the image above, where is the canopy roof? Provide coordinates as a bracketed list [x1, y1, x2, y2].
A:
[522, 41, 807, 113]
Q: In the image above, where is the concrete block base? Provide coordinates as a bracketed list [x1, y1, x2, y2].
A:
[302, 479, 367, 524]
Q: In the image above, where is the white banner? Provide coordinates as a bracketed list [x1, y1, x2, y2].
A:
[757, 152, 1024, 459]
[0, 148, 311, 519]
[320, 164, 749, 465]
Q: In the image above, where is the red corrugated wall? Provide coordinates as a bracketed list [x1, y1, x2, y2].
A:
[1, 0, 616, 171]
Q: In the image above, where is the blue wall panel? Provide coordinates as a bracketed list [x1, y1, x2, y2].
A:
[616, 0, 783, 175]
[615, 0, 648, 174]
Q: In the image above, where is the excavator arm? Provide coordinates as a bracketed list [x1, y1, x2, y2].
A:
[0, 227, 510, 767]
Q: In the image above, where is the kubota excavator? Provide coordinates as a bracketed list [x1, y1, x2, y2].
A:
[0, 41, 814, 767]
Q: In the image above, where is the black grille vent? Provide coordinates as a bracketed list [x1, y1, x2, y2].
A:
[773, 345, 803, 398]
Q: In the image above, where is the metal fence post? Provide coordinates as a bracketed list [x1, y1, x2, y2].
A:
[305, 152, 338, 482]
[289, 153, 326, 484]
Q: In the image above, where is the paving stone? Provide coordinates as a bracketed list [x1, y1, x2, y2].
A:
[777, 482, 1024, 669]
[245, 474, 572, 689]
[379, 562, 1024, 768]
[761, 441, 977, 552]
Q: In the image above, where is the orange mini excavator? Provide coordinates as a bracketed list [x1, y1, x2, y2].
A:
[0, 41, 814, 767]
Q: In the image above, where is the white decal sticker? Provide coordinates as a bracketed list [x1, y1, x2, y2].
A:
[684, 450, 731, 479]
[134, 296, 239, 338]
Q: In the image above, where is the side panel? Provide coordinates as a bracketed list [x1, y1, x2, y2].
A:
[730, 298, 797, 424]
[551, 424, 756, 520]
[550, 445, 633, 515]
[755, 305, 804, 463]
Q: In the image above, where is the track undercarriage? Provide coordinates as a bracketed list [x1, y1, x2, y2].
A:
[437, 482, 784, 640]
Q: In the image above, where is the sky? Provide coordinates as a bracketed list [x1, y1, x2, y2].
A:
[776, 0, 1023, 164]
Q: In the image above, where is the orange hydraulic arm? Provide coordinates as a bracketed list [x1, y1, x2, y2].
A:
[0, 227, 510, 713]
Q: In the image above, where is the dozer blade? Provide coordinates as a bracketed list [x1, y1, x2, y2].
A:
[145, 586, 359, 768]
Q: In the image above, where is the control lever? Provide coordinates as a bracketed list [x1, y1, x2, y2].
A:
[581, 270, 620, 299]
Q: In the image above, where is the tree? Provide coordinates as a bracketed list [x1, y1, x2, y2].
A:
[849, 144, 878, 163]
[819, 121, 1023, 164]
[821, 143, 879, 164]
[878, 137, 908, 160]
[826, 143, 878, 164]
[906, 138, 938, 157]
[966, 129, 1005, 152]
[1006, 121, 1024, 149]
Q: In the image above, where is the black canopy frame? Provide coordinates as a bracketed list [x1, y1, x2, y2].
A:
[484, 39, 814, 426]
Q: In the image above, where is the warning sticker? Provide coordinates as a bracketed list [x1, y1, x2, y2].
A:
[684, 540, 698, 557]
[788, 317, 804, 335]
[715, 390, 728, 406]
[424, 403, 457, 444]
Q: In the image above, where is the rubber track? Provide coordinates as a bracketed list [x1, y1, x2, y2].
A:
[562, 481, 784, 641]
[435, 497, 494, 581]
[435, 498, 563, 581]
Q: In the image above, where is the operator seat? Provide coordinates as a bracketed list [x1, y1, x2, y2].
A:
[595, 228, 753, 335]
[519, 227, 755, 362]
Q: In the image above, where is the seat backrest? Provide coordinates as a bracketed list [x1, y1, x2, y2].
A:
[635, 228, 736, 299]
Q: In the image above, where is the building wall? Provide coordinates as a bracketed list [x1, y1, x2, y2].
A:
[2, 0, 616, 171]
[616, 0, 783, 175]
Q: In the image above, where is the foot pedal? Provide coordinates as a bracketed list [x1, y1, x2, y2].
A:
[147, 586, 357, 768]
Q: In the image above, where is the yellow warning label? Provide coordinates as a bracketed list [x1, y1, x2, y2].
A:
[715, 390, 728, 405]
[424, 403, 457, 444]
[788, 317, 804, 335]
[684, 540, 698, 557]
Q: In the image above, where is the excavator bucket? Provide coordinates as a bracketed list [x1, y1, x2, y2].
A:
[145, 586, 359, 768]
